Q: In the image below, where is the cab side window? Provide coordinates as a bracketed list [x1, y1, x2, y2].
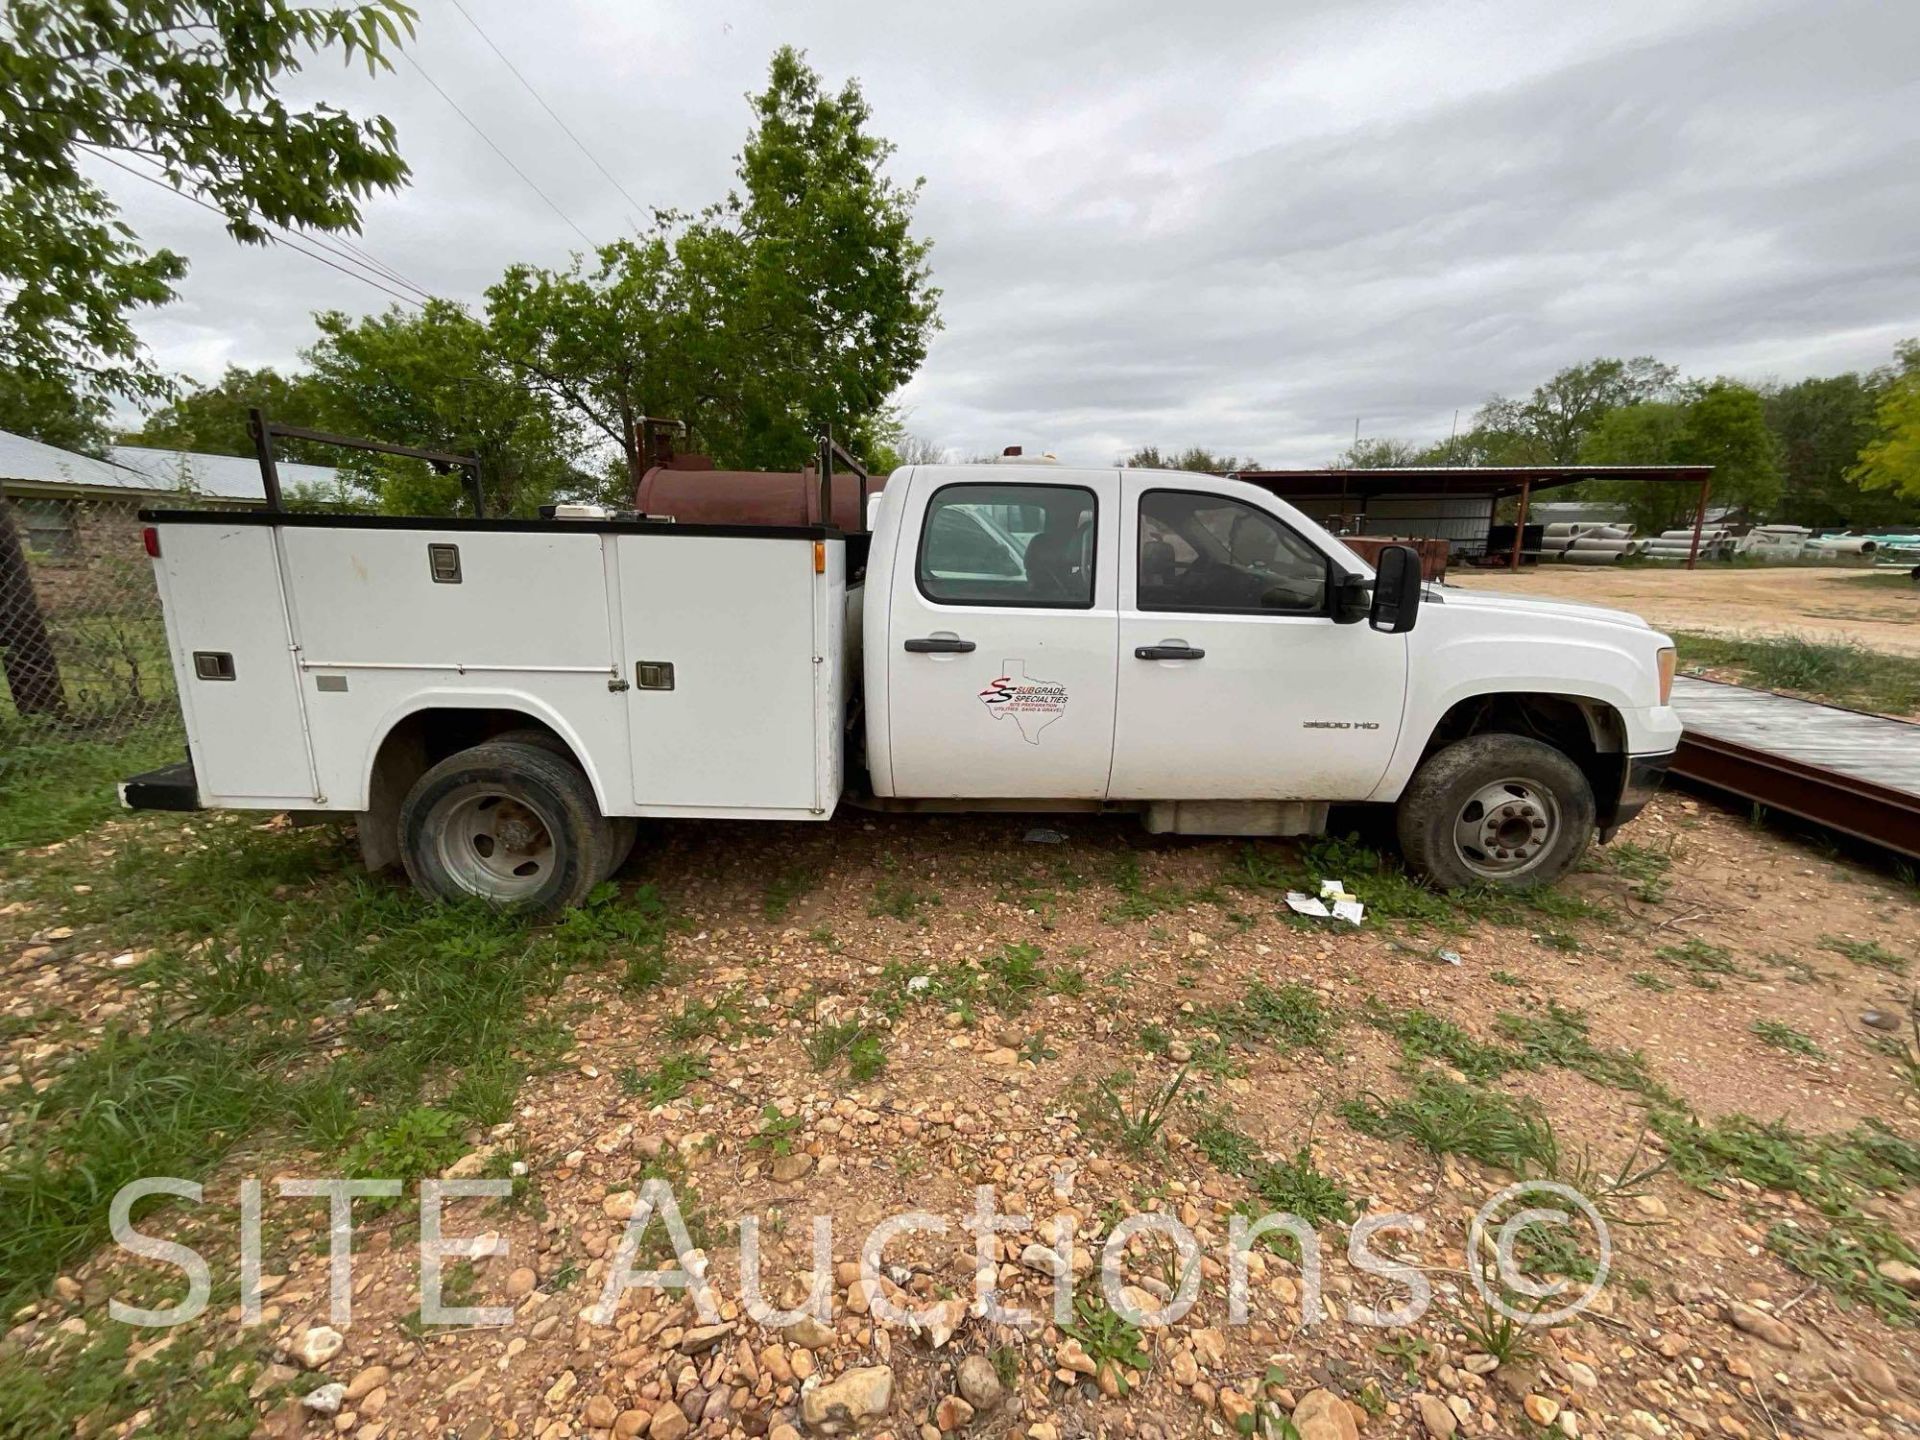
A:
[1137, 490, 1328, 613]
[918, 483, 1097, 607]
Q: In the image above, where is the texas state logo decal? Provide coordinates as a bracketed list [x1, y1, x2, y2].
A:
[978, 660, 1069, 744]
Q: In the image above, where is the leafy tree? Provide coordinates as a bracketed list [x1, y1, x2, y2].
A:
[1851, 342, 1920, 504]
[723, 48, 938, 468]
[0, 368, 110, 454]
[0, 0, 415, 404]
[486, 47, 939, 483]
[867, 426, 946, 474]
[127, 364, 332, 459]
[1580, 381, 1780, 532]
[1122, 446, 1259, 472]
[1764, 372, 1906, 528]
[303, 302, 586, 515]
[1331, 437, 1422, 468]
[486, 231, 701, 487]
[1473, 357, 1677, 463]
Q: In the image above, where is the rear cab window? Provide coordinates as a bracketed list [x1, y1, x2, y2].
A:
[917, 483, 1098, 608]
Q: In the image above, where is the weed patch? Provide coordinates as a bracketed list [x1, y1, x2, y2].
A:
[1200, 981, 1337, 1053]
[1751, 1019, 1824, 1058]
[1341, 1074, 1558, 1175]
[802, 1019, 887, 1081]
[620, 1051, 711, 1105]
[1821, 934, 1910, 975]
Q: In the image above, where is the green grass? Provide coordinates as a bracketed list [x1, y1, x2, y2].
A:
[1496, 1001, 1671, 1101]
[1365, 1004, 1518, 1082]
[1649, 1110, 1920, 1320]
[1751, 1019, 1824, 1058]
[1225, 833, 1617, 940]
[1199, 981, 1337, 1052]
[1104, 853, 1223, 922]
[1249, 1145, 1356, 1225]
[869, 876, 939, 922]
[1820, 934, 1911, 975]
[1588, 839, 1674, 903]
[0, 820, 671, 1312]
[0, 1306, 266, 1438]
[1654, 936, 1746, 989]
[981, 941, 1083, 1014]
[762, 868, 817, 922]
[620, 1051, 711, 1105]
[0, 719, 183, 851]
[1073, 1067, 1189, 1154]
[802, 1019, 888, 1081]
[1062, 1287, 1150, 1393]
[1668, 630, 1920, 715]
[662, 987, 749, 1043]
[1341, 1073, 1558, 1175]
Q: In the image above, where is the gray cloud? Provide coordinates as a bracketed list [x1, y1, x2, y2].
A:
[101, 0, 1920, 465]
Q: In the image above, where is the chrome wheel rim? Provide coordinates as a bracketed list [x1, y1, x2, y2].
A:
[1452, 777, 1560, 879]
[434, 787, 558, 901]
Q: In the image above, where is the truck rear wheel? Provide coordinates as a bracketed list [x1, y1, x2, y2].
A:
[1396, 733, 1594, 890]
[399, 740, 608, 912]
[491, 726, 634, 883]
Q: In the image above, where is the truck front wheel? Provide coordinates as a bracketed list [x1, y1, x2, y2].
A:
[1396, 734, 1595, 890]
[399, 740, 608, 912]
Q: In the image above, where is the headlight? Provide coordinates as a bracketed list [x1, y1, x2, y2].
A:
[1656, 646, 1676, 706]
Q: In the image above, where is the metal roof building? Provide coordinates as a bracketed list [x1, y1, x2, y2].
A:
[1233, 464, 1716, 568]
[0, 428, 346, 504]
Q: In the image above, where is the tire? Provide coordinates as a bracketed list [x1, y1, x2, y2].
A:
[495, 726, 635, 884]
[1395, 733, 1596, 890]
[603, 817, 639, 881]
[399, 740, 608, 912]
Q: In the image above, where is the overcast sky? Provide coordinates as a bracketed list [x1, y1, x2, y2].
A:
[92, 0, 1920, 465]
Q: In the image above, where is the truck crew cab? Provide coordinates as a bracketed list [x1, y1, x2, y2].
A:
[125, 456, 1681, 911]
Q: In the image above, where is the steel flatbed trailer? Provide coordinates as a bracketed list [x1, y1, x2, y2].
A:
[1669, 675, 1920, 859]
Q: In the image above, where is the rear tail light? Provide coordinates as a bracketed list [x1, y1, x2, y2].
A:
[141, 527, 160, 558]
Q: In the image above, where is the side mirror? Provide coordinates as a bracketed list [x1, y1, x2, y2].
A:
[1368, 544, 1422, 633]
[1332, 572, 1370, 624]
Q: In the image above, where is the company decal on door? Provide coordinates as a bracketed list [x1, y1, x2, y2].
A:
[978, 660, 1068, 744]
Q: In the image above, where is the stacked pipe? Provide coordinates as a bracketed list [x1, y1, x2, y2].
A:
[1643, 527, 1732, 561]
[1539, 522, 1646, 564]
[1804, 535, 1879, 556]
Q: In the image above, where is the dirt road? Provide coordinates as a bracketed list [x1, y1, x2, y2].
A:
[1449, 565, 1920, 654]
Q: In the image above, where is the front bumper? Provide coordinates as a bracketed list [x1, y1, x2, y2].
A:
[1602, 751, 1673, 841]
[120, 758, 202, 812]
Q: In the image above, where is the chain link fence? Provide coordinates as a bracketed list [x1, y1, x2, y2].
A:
[1, 487, 186, 835]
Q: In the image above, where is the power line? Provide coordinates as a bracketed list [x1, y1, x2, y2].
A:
[403, 51, 596, 248]
[85, 147, 435, 308]
[446, 0, 646, 222]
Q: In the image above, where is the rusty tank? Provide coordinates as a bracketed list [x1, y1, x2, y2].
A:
[634, 453, 883, 533]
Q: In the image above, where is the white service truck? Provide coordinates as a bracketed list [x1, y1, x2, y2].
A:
[123, 462, 1681, 910]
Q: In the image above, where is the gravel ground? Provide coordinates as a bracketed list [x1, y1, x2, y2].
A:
[4, 792, 1920, 1440]
[1448, 566, 1920, 655]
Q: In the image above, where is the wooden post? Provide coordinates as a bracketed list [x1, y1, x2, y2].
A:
[0, 494, 68, 719]
[1509, 478, 1531, 569]
[1685, 475, 1712, 570]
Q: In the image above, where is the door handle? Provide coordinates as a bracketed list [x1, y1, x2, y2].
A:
[904, 636, 976, 653]
[1135, 644, 1205, 661]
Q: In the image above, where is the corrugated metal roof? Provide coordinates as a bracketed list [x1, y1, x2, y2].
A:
[0, 427, 160, 492]
[110, 445, 345, 502]
[1, 428, 347, 503]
